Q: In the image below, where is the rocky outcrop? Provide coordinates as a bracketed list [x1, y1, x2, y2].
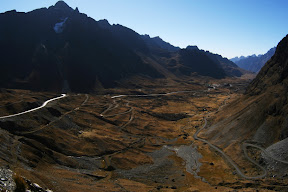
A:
[0, 167, 16, 191]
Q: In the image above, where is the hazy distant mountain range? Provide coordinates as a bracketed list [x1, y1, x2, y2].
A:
[0, 1, 247, 92]
[230, 47, 276, 73]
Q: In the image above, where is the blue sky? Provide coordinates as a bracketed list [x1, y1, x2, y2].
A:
[1, 0, 287, 58]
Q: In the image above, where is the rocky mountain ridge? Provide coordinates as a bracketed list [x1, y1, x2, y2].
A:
[231, 47, 276, 73]
[0, 1, 247, 92]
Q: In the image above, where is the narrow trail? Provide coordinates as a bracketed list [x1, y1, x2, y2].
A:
[102, 90, 208, 144]
[193, 95, 269, 179]
[100, 98, 134, 128]
[101, 100, 132, 118]
[106, 90, 199, 128]
[21, 94, 89, 135]
[100, 99, 120, 117]
[193, 118, 267, 179]
[0, 94, 67, 119]
[110, 90, 196, 99]
[68, 136, 146, 161]
[97, 91, 199, 168]
[194, 91, 288, 180]
[11, 135, 22, 169]
[6, 90, 284, 181]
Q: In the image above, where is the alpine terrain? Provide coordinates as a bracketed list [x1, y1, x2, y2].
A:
[0, 1, 286, 192]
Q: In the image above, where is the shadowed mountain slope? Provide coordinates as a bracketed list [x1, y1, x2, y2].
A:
[0, 2, 162, 92]
[0, 1, 247, 92]
[205, 51, 247, 77]
[141, 35, 180, 52]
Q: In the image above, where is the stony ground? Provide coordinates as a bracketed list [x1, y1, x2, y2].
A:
[0, 167, 16, 191]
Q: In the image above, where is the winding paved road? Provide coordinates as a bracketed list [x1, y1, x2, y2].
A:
[3, 89, 285, 181]
[103, 90, 288, 180]
[0, 94, 67, 119]
[193, 118, 267, 179]
[111, 90, 196, 99]
[193, 95, 269, 179]
[20, 94, 88, 135]
[193, 91, 288, 180]
[243, 142, 288, 165]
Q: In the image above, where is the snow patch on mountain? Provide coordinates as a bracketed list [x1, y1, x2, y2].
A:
[54, 17, 68, 34]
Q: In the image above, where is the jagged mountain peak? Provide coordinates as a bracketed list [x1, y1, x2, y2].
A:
[232, 47, 276, 73]
[141, 35, 180, 52]
[153, 36, 163, 40]
[50, 0, 77, 14]
[98, 19, 111, 29]
[186, 45, 199, 51]
[0, 1, 246, 92]
[54, 1, 72, 10]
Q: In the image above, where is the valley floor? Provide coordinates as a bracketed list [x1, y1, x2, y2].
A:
[0, 77, 287, 192]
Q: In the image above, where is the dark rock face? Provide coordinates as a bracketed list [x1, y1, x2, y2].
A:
[186, 46, 199, 51]
[246, 35, 288, 95]
[232, 47, 276, 73]
[140, 36, 243, 78]
[178, 49, 226, 78]
[141, 35, 180, 52]
[0, 2, 163, 92]
[205, 51, 246, 77]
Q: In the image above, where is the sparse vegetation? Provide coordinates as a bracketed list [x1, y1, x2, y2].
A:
[0, 79, 268, 191]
